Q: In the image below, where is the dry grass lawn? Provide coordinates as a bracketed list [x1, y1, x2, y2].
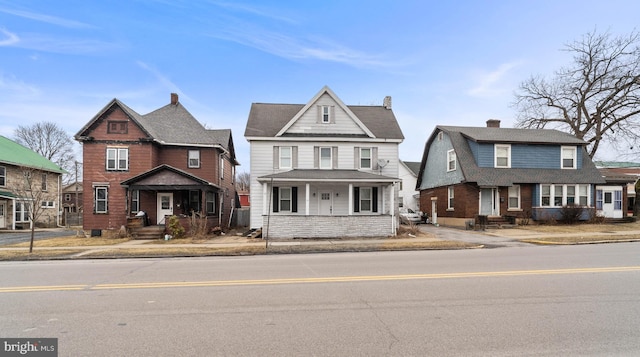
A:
[5, 236, 130, 248]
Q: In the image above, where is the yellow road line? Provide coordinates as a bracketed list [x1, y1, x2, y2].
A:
[2, 266, 640, 293]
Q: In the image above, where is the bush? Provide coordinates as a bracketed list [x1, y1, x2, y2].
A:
[560, 204, 585, 224]
[167, 215, 185, 239]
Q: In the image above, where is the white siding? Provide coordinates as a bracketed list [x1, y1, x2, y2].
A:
[287, 93, 367, 136]
[249, 139, 400, 229]
[398, 163, 419, 211]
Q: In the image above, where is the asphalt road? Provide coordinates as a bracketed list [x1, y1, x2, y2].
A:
[1, 242, 639, 356]
[0, 228, 76, 246]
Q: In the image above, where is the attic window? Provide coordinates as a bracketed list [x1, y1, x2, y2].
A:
[108, 121, 128, 134]
[322, 106, 330, 123]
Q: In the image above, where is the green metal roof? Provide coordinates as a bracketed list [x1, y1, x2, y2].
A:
[0, 135, 66, 174]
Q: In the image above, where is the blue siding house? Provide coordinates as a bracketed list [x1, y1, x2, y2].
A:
[416, 120, 606, 226]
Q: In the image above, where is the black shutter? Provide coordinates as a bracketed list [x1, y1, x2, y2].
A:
[372, 187, 378, 212]
[272, 187, 279, 212]
[353, 187, 360, 212]
[292, 187, 298, 213]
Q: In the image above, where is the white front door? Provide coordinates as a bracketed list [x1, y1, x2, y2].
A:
[157, 193, 173, 224]
[319, 192, 332, 215]
[0, 202, 5, 228]
[480, 188, 499, 216]
[597, 187, 623, 218]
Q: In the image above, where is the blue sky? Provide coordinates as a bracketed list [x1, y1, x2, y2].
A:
[1, 0, 639, 172]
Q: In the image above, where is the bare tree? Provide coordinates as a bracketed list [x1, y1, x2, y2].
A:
[236, 171, 250, 191]
[513, 30, 640, 159]
[9, 167, 56, 253]
[14, 122, 76, 182]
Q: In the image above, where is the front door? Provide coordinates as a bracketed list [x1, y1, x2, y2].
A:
[319, 192, 332, 215]
[597, 188, 623, 218]
[480, 188, 499, 216]
[157, 193, 173, 224]
[0, 202, 5, 229]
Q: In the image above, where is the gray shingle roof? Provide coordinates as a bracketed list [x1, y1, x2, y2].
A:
[402, 161, 421, 176]
[439, 125, 586, 145]
[76, 97, 232, 151]
[445, 128, 605, 186]
[258, 169, 398, 182]
[245, 103, 404, 140]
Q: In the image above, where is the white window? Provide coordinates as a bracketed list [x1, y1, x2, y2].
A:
[41, 201, 55, 208]
[65, 194, 71, 202]
[106, 147, 128, 171]
[541, 184, 591, 207]
[279, 187, 291, 212]
[0, 166, 5, 186]
[131, 190, 139, 213]
[508, 185, 520, 209]
[280, 147, 292, 169]
[360, 148, 371, 169]
[15, 201, 31, 222]
[495, 144, 511, 168]
[95, 187, 108, 213]
[322, 106, 330, 123]
[562, 146, 577, 169]
[220, 155, 225, 180]
[188, 150, 200, 168]
[447, 150, 456, 171]
[447, 186, 454, 210]
[320, 147, 332, 169]
[579, 185, 588, 205]
[360, 187, 372, 212]
[438, 131, 444, 141]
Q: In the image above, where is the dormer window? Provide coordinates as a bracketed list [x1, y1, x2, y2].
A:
[495, 144, 511, 168]
[562, 146, 577, 169]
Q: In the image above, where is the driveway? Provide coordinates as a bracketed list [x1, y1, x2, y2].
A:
[0, 228, 77, 246]
[419, 224, 533, 248]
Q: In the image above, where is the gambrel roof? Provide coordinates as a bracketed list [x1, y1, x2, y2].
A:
[417, 125, 606, 189]
[244, 86, 404, 140]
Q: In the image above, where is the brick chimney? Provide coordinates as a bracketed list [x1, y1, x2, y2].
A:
[486, 119, 500, 128]
[170, 93, 179, 105]
[383, 96, 392, 110]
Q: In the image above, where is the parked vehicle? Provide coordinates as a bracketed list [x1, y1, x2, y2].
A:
[399, 208, 422, 225]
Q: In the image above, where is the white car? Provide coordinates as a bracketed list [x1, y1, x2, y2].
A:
[399, 208, 422, 225]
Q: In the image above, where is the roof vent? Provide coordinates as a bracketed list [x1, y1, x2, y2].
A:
[383, 96, 392, 110]
[170, 93, 179, 105]
[486, 119, 500, 128]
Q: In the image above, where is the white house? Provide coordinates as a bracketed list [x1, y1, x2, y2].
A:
[399, 161, 420, 211]
[244, 86, 405, 238]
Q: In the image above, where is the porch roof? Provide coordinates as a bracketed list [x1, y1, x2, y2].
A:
[120, 164, 220, 190]
[257, 169, 399, 183]
[0, 190, 17, 199]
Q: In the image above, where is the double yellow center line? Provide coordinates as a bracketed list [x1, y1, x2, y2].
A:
[2, 266, 639, 293]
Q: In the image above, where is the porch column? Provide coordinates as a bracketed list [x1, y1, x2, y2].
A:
[390, 183, 396, 234]
[262, 182, 268, 215]
[382, 185, 386, 214]
[305, 183, 310, 215]
[348, 183, 353, 215]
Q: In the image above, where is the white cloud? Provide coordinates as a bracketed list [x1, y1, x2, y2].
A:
[467, 61, 523, 98]
[0, 6, 94, 29]
[0, 28, 19, 46]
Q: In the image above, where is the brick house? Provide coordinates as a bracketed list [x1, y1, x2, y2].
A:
[244, 86, 404, 238]
[75, 93, 239, 235]
[416, 120, 606, 227]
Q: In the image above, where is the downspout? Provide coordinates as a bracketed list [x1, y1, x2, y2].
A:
[57, 174, 64, 227]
